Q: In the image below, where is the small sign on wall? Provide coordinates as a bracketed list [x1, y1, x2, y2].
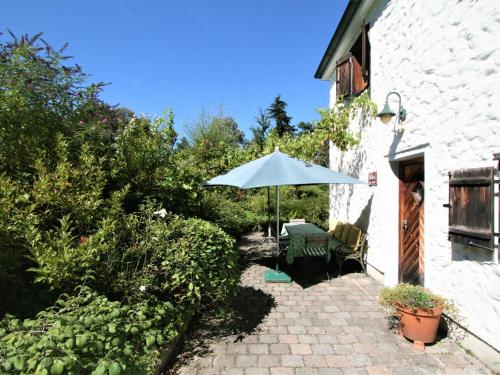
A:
[368, 171, 377, 186]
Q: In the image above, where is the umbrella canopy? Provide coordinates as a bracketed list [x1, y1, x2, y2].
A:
[206, 149, 365, 188]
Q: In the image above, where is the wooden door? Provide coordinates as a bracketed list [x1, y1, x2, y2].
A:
[399, 160, 425, 285]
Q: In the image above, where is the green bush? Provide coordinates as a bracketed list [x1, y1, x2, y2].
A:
[0, 209, 239, 374]
[200, 191, 266, 237]
[379, 283, 455, 313]
[0, 287, 184, 375]
[246, 185, 329, 230]
[158, 216, 239, 306]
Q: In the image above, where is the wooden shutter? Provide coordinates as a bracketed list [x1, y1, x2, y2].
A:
[361, 22, 370, 84]
[336, 22, 370, 99]
[448, 167, 495, 248]
[352, 55, 365, 96]
[336, 54, 351, 99]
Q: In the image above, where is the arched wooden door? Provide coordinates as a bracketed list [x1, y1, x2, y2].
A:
[399, 160, 425, 285]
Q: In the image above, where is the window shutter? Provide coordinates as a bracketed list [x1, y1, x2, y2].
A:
[351, 55, 365, 96]
[447, 167, 495, 248]
[336, 54, 352, 99]
[361, 22, 370, 83]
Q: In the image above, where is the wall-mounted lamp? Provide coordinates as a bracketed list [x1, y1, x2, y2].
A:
[376, 91, 407, 125]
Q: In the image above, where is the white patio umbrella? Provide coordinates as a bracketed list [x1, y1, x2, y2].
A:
[206, 148, 366, 282]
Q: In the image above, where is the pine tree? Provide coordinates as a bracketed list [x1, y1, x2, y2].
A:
[267, 95, 295, 137]
[250, 108, 270, 152]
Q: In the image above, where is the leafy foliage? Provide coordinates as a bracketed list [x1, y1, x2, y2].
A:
[379, 283, 455, 312]
[0, 287, 184, 374]
[250, 108, 271, 153]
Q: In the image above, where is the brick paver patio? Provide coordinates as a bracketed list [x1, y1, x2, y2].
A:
[171, 232, 490, 375]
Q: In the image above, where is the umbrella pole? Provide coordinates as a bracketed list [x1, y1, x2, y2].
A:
[276, 185, 280, 271]
[263, 186, 290, 283]
[267, 186, 271, 238]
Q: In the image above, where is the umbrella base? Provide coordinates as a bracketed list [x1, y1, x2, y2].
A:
[264, 269, 292, 283]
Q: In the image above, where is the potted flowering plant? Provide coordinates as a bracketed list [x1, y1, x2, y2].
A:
[378, 283, 456, 349]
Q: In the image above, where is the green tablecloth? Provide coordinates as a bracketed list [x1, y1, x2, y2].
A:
[281, 223, 332, 265]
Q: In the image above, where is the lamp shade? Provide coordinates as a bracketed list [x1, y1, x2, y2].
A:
[376, 101, 396, 124]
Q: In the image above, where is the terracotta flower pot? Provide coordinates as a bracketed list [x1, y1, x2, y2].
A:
[397, 305, 442, 345]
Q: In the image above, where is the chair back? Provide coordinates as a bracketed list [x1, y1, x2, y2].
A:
[289, 218, 306, 224]
[360, 234, 368, 261]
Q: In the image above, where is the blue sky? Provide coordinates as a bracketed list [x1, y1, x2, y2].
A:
[1, 0, 348, 138]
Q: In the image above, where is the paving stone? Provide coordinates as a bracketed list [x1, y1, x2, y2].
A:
[279, 334, 299, 344]
[288, 325, 307, 334]
[290, 343, 312, 355]
[443, 368, 467, 375]
[332, 344, 354, 355]
[260, 335, 279, 344]
[248, 344, 269, 355]
[198, 369, 221, 375]
[281, 354, 304, 367]
[226, 344, 248, 354]
[306, 326, 327, 335]
[298, 334, 319, 344]
[366, 366, 393, 375]
[435, 353, 470, 367]
[235, 355, 258, 368]
[269, 326, 289, 335]
[213, 354, 235, 368]
[270, 343, 291, 354]
[317, 369, 343, 375]
[242, 335, 258, 344]
[342, 368, 369, 375]
[338, 333, 359, 344]
[311, 343, 334, 355]
[303, 355, 328, 367]
[258, 354, 282, 367]
[347, 353, 372, 367]
[221, 369, 244, 375]
[392, 366, 424, 375]
[324, 354, 349, 368]
[295, 369, 319, 375]
[318, 335, 338, 344]
[353, 343, 377, 354]
[270, 368, 295, 375]
[247, 369, 271, 375]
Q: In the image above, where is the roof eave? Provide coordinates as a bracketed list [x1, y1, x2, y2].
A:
[314, 0, 363, 80]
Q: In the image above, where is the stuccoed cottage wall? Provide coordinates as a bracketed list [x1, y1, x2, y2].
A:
[327, 0, 500, 354]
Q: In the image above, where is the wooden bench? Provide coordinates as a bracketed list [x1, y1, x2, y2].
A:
[328, 222, 368, 276]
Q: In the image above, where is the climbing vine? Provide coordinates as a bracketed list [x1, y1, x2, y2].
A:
[315, 92, 377, 152]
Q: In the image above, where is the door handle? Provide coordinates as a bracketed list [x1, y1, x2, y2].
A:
[403, 219, 408, 231]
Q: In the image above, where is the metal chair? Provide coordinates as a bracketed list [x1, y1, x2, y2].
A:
[303, 233, 331, 280]
[337, 234, 368, 276]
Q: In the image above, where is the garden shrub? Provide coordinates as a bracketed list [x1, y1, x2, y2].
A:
[246, 185, 329, 230]
[0, 211, 239, 374]
[158, 216, 239, 306]
[199, 191, 266, 237]
[0, 287, 185, 375]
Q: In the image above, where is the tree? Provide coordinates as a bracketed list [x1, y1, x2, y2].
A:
[186, 109, 245, 149]
[297, 121, 314, 135]
[0, 31, 121, 178]
[176, 136, 190, 151]
[250, 108, 270, 152]
[267, 95, 295, 137]
[114, 107, 135, 124]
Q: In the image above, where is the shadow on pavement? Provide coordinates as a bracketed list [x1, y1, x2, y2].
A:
[167, 286, 275, 373]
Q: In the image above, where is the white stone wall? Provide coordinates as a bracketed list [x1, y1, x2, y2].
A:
[326, 0, 500, 351]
